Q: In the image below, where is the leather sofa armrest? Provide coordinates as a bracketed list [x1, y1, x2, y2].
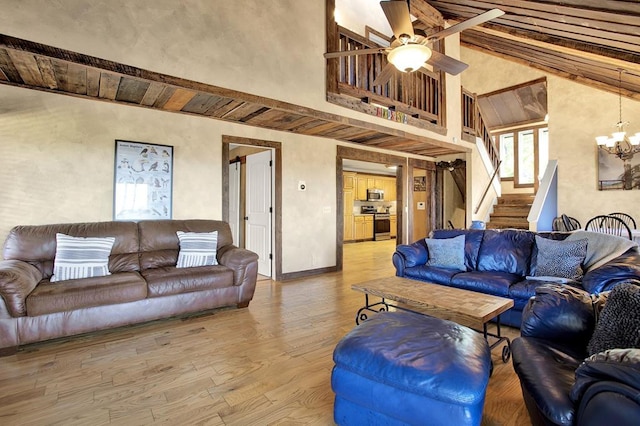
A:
[217, 245, 259, 286]
[582, 250, 640, 294]
[0, 260, 43, 317]
[520, 284, 600, 348]
[571, 349, 640, 425]
[392, 242, 428, 276]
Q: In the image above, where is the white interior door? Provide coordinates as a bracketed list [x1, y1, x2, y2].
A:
[228, 162, 241, 246]
[246, 150, 272, 277]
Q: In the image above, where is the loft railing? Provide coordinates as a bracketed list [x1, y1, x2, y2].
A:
[462, 89, 499, 171]
[333, 25, 442, 125]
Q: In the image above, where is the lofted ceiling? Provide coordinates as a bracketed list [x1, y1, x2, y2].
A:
[421, 0, 640, 101]
[1, 2, 638, 161]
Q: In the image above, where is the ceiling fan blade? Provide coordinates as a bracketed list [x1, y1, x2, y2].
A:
[426, 8, 504, 43]
[324, 47, 387, 58]
[380, 1, 414, 40]
[372, 63, 396, 86]
[426, 50, 469, 75]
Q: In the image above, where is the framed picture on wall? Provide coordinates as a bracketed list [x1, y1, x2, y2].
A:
[413, 176, 426, 192]
[113, 140, 173, 220]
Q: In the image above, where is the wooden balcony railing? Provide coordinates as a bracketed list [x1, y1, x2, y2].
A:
[462, 89, 500, 171]
[332, 26, 442, 126]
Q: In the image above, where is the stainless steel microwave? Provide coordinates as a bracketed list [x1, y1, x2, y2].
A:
[367, 188, 384, 201]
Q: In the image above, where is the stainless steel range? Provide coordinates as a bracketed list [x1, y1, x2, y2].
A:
[373, 213, 391, 240]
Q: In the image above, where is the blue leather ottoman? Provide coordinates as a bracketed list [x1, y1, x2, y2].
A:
[331, 311, 492, 426]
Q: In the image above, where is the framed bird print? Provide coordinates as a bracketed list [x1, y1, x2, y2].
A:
[113, 140, 173, 220]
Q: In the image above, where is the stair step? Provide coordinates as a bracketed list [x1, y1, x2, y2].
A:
[497, 194, 535, 205]
[486, 220, 530, 230]
[488, 193, 535, 230]
[492, 206, 531, 217]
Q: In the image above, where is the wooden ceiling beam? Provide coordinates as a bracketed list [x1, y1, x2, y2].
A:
[0, 32, 466, 158]
[467, 26, 640, 74]
[410, 1, 444, 28]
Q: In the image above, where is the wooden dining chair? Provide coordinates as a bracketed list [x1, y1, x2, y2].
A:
[552, 214, 581, 232]
[585, 215, 633, 240]
[608, 212, 637, 229]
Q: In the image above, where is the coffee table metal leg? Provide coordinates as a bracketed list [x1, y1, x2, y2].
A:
[355, 295, 390, 325]
[483, 315, 511, 363]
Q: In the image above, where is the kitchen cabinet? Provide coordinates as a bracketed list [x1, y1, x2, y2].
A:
[384, 178, 397, 201]
[343, 172, 356, 190]
[354, 216, 365, 240]
[390, 214, 397, 238]
[364, 215, 374, 239]
[354, 174, 397, 201]
[356, 176, 368, 201]
[354, 215, 374, 240]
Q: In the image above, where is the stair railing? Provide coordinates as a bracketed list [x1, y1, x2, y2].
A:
[474, 160, 501, 215]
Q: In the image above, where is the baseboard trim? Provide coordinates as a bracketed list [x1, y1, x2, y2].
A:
[279, 266, 338, 281]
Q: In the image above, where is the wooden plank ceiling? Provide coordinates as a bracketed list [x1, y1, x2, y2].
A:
[422, 0, 640, 100]
[477, 78, 547, 130]
[0, 34, 465, 159]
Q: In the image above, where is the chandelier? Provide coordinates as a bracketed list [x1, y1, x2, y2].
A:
[595, 69, 640, 161]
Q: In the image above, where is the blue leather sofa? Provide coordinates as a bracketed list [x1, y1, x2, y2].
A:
[512, 284, 640, 425]
[392, 228, 640, 328]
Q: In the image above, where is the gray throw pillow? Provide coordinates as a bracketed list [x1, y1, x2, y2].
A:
[533, 236, 587, 281]
[425, 234, 465, 271]
[587, 282, 640, 356]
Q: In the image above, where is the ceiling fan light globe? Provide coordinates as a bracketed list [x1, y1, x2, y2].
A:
[388, 44, 432, 73]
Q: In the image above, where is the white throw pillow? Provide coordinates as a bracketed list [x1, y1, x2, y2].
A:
[176, 231, 218, 268]
[50, 233, 115, 282]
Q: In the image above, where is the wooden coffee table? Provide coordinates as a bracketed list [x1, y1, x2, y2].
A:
[351, 276, 515, 362]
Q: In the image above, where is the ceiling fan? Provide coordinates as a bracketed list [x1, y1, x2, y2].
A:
[325, 1, 504, 85]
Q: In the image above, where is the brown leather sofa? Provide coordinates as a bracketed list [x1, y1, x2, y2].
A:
[0, 219, 259, 354]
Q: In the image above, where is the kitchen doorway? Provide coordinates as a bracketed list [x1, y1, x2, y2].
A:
[336, 145, 405, 271]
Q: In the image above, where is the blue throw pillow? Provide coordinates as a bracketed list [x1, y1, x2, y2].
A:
[532, 235, 587, 280]
[425, 235, 465, 271]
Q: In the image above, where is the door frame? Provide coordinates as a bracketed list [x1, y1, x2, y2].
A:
[222, 135, 282, 281]
[407, 158, 436, 241]
[336, 145, 406, 271]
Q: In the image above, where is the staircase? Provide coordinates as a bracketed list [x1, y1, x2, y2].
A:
[486, 193, 535, 230]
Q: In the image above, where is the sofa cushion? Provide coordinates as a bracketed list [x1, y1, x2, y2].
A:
[143, 265, 235, 297]
[432, 229, 484, 271]
[176, 231, 219, 268]
[449, 271, 520, 297]
[26, 272, 147, 316]
[50, 234, 115, 282]
[476, 229, 535, 276]
[403, 266, 460, 285]
[587, 282, 640, 356]
[425, 235, 465, 271]
[2, 221, 140, 278]
[138, 220, 233, 270]
[531, 236, 587, 281]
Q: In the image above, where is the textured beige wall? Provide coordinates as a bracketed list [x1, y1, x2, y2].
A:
[461, 47, 640, 226]
[0, 1, 495, 273]
[0, 83, 341, 273]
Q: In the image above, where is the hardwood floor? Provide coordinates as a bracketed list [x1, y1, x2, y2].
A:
[0, 240, 530, 425]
